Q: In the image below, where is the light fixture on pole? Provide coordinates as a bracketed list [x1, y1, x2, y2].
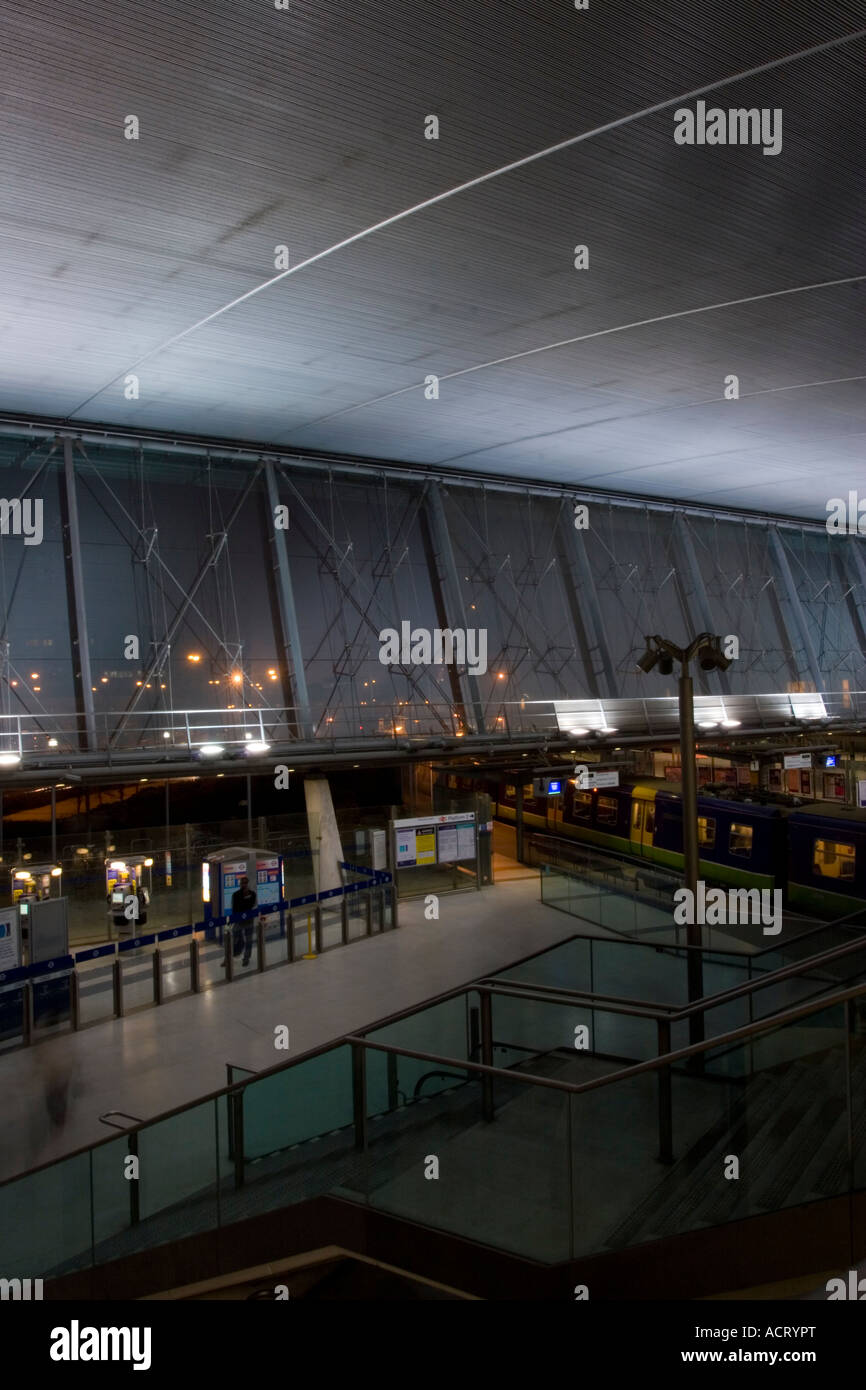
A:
[636, 633, 731, 1044]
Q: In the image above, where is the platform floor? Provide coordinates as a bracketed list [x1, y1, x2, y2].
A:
[0, 871, 607, 1183]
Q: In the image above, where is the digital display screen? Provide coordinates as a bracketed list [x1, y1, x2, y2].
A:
[547, 779, 561, 795]
[825, 755, 836, 767]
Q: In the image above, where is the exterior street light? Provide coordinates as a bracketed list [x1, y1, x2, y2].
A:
[637, 633, 732, 1045]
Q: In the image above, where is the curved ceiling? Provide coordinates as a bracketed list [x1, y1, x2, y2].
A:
[1, 0, 864, 517]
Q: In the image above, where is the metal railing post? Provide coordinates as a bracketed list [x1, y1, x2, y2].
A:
[22, 982, 33, 1045]
[341, 895, 349, 944]
[352, 1040, 367, 1152]
[387, 1052, 399, 1111]
[314, 903, 323, 953]
[225, 926, 235, 982]
[256, 917, 266, 972]
[190, 937, 201, 992]
[152, 948, 163, 1004]
[365, 888, 373, 936]
[232, 1089, 244, 1189]
[112, 958, 124, 1017]
[480, 989, 494, 1122]
[128, 1131, 140, 1226]
[286, 909, 295, 962]
[657, 1018, 674, 1164]
[70, 970, 81, 1031]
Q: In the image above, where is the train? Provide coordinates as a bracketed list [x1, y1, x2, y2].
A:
[487, 774, 866, 919]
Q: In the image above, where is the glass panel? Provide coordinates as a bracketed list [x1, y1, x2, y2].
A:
[592, 1006, 657, 1063]
[0, 984, 24, 1047]
[92, 1132, 140, 1261]
[600, 890, 636, 934]
[160, 941, 191, 1000]
[491, 992, 583, 1066]
[226, 1046, 360, 1220]
[494, 936, 591, 994]
[591, 939, 689, 1007]
[368, 996, 469, 1105]
[137, 1101, 219, 1242]
[76, 959, 117, 1026]
[366, 1059, 571, 1263]
[243, 1044, 354, 1160]
[319, 903, 343, 950]
[120, 946, 157, 1011]
[0, 1151, 92, 1277]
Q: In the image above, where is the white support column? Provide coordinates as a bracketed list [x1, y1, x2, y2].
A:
[304, 776, 345, 896]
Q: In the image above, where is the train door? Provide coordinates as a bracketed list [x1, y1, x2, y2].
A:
[629, 793, 656, 857]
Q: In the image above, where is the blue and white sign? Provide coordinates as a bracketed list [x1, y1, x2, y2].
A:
[0, 906, 19, 972]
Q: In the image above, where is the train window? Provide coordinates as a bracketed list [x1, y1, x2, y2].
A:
[645, 807, 655, 835]
[813, 839, 855, 880]
[729, 823, 753, 858]
[505, 784, 516, 799]
[573, 792, 592, 820]
[523, 783, 534, 800]
[598, 796, 618, 825]
[698, 817, 716, 848]
[631, 803, 643, 830]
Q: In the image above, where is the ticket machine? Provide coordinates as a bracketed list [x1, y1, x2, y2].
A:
[105, 857, 152, 929]
[202, 845, 284, 920]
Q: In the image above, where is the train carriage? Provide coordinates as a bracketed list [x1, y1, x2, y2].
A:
[787, 805, 866, 918]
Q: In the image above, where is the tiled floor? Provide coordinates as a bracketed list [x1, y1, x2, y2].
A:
[0, 871, 606, 1183]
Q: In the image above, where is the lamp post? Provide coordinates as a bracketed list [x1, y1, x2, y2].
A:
[637, 633, 732, 1046]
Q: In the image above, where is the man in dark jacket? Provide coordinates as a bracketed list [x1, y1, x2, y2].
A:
[231, 874, 257, 967]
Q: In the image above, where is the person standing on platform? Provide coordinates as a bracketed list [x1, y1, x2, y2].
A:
[231, 874, 257, 968]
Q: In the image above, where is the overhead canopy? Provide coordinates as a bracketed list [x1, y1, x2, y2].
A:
[1, 1, 863, 518]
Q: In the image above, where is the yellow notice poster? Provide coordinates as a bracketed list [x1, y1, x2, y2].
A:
[415, 831, 437, 866]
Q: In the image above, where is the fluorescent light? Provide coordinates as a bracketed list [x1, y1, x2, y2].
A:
[0, 752, 21, 767]
[698, 721, 718, 729]
[569, 727, 589, 736]
[50, 867, 62, 877]
[199, 743, 224, 757]
[244, 741, 270, 755]
[721, 719, 741, 728]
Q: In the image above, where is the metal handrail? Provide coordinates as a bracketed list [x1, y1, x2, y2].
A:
[98, 1111, 143, 1129]
[537, 849, 865, 959]
[6, 950, 866, 1191]
[346, 973, 866, 1097]
[482, 928, 866, 1025]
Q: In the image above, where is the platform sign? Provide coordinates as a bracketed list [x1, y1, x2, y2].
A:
[784, 753, 812, 770]
[455, 820, 476, 861]
[393, 812, 477, 868]
[395, 828, 419, 867]
[589, 770, 620, 788]
[415, 831, 436, 867]
[0, 906, 20, 971]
